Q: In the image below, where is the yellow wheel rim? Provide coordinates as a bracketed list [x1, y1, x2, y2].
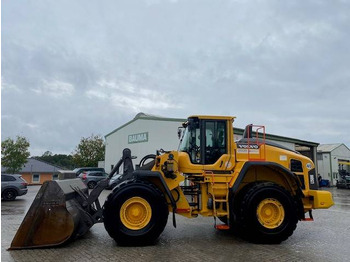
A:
[256, 198, 285, 229]
[120, 197, 152, 230]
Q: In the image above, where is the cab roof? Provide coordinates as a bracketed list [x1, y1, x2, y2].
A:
[188, 115, 236, 121]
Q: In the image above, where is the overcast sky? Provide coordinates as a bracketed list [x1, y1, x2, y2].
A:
[2, 0, 350, 156]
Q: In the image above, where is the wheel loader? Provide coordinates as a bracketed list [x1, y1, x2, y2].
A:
[9, 115, 334, 249]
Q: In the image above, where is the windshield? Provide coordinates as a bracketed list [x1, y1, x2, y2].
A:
[178, 118, 201, 164]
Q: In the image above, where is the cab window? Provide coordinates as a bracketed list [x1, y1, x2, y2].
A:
[204, 121, 227, 164]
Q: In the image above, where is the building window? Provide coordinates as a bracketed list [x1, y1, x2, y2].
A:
[52, 174, 59, 180]
[33, 173, 40, 183]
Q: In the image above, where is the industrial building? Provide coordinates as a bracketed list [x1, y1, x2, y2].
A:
[104, 113, 319, 173]
[317, 144, 350, 186]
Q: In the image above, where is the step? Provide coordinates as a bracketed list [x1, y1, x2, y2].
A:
[215, 224, 230, 230]
[213, 199, 227, 203]
[216, 212, 229, 216]
[183, 192, 199, 196]
[301, 218, 314, 221]
[211, 185, 228, 189]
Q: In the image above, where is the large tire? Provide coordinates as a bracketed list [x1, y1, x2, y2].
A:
[229, 182, 261, 236]
[236, 182, 298, 244]
[103, 180, 169, 246]
[2, 189, 17, 201]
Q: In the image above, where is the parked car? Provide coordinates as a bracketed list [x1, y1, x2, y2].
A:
[78, 171, 108, 189]
[106, 174, 122, 190]
[1, 174, 28, 201]
[73, 167, 105, 176]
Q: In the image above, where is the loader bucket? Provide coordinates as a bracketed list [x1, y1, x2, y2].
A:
[9, 179, 93, 250]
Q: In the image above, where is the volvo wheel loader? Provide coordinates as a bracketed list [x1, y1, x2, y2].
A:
[9, 115, 334, 249]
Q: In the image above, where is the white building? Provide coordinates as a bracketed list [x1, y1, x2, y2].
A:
[104, 113, 185, 172]
[317, 144, 350, 186]
[104, 113, 319, 173]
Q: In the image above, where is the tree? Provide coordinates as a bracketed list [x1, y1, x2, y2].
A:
[42, 151, 53, 157]
[34, 152, 75, 170]
[72, 134, 105, 167]
[1, 136, 30, 174]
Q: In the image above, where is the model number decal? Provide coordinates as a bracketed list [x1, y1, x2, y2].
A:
[237, 149, 260, 154]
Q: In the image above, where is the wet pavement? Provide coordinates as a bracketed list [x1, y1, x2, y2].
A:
[2, 186, 350, 262]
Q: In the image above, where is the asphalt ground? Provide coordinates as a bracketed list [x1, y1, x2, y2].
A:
[1, 186, 350, 262]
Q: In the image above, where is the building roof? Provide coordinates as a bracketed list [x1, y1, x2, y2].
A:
[1, 158, 63, 174]
[105, 112, 319, 147]
[234, 127, 319, 147]
[317, 143, 348, 153]
[105, 112, 186, 138]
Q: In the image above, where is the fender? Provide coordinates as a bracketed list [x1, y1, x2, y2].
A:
[231, 161, 305, 219]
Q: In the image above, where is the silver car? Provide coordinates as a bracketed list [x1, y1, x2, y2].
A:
[78, 171, 108, 189]
[1, 174, 28, 201]
[106, 174, 122, 190]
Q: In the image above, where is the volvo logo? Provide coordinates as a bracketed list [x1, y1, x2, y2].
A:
[237, 144, 259, 149]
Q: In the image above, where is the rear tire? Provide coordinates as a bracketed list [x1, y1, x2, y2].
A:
[2, 189, 17, 201]
[236, 182, 298, 244]
[103, 180, 169, 246]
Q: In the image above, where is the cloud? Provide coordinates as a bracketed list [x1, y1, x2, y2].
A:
[1, 79, 21, 93]
[85, 89, 108, 100]
[91, 79, 182, 112]
[31, 80, 75, 98]
[2, 0, 350, 155]
[25, 123, 39, 130]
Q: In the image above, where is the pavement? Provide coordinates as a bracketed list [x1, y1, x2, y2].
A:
[1, 185, 350, 262]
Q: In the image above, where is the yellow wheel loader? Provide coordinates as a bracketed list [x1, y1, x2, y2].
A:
[9, 115, 334, 249]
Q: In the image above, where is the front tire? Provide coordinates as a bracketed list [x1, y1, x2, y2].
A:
[103, 180, 169, 246]
[237, 182, 298, 244]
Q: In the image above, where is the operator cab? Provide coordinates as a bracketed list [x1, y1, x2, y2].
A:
[178, 117, 229, 165]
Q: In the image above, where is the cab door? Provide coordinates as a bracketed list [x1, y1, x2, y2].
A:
[202, 120, 235, 171]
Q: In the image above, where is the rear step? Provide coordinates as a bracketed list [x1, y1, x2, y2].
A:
[301, 210, 314, 222]
[215, 224, 230, 230]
